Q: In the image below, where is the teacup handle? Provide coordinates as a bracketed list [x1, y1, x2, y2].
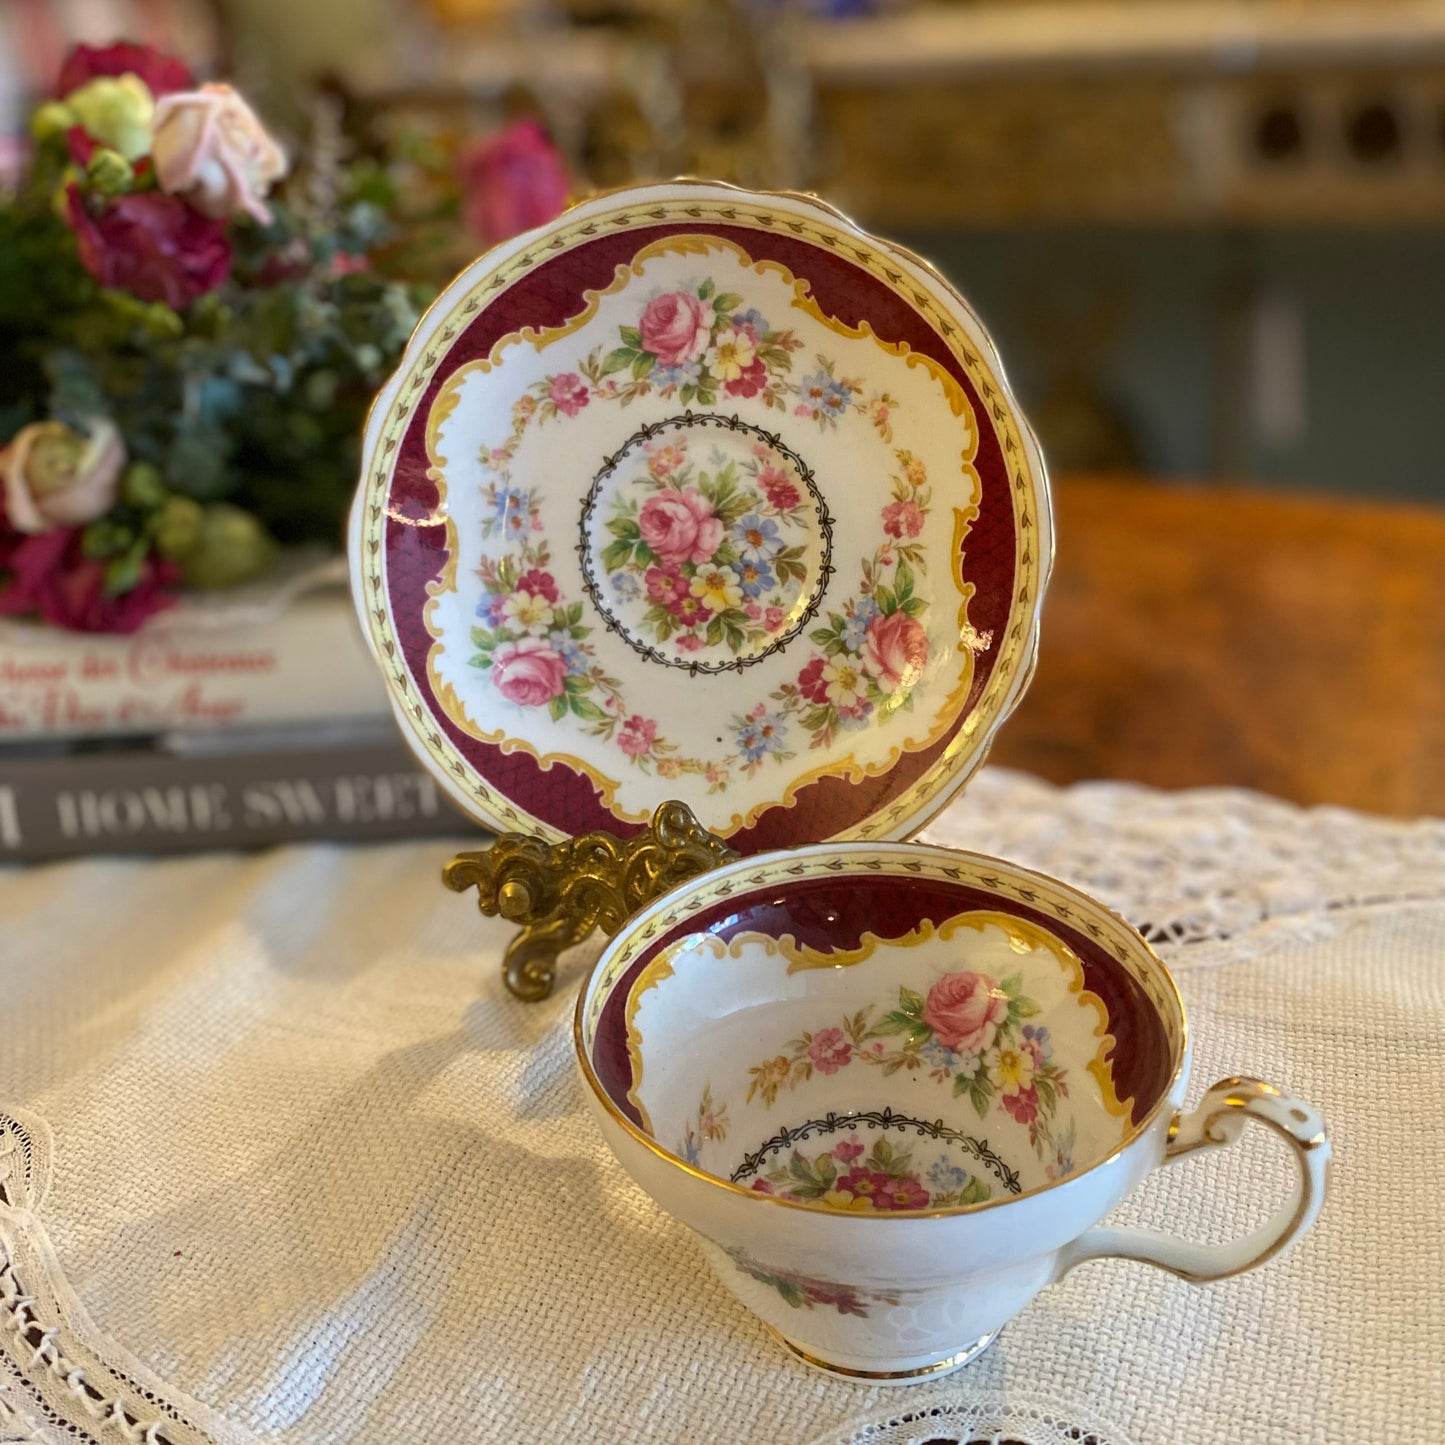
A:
[1054, 1076, 1330, 1284]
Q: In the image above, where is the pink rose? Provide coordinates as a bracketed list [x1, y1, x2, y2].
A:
[491, 637, 567, 706]
[547, 373, 589, 417]
[515, 568, 559, 603]
[57, 42, 193, 98]
[2, 420, 124, 534]
[0, 529, 177, 634]
[675, 634, 706, 653]
[807, 1027, 852, 1075]
[863, 610, 929, 695]
[617, 714, 657, 757]
[832, 1138, 864, 1162]
[638, 487, 722, 566]
[151, 84, 288, 223]
[763, 606, 786, 631]
[922, 971, 1008, 1055]
[459, 120, 569, 247]
[66, 185, 230, 307]
[638, 291, 712, 366]
[881, 498, 924, 540]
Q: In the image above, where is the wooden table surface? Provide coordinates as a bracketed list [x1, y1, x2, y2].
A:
[988, 476, 1445, 819]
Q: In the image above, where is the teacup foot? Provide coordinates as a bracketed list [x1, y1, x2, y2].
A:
[767, 1327, 1000, 1385]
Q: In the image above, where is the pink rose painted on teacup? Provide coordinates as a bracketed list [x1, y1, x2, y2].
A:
[639, 291, 712, 366]
[491, 637, 567, 706]
[922, 971, 1008, 1055]
[547, 373, 589, 417]
[863, 610, 929, 695]
[638, 487, 723, 566]
[2, 419, 124, 534]
[617, 714, 657, 757]
[152, 83, 287, 223]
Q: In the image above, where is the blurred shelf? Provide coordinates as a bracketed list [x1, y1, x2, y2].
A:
[804, 1, 1445, 83]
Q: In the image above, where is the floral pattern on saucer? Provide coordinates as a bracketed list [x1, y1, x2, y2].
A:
[746, 969, 1071, 1160]
[585, 419, 826, 669]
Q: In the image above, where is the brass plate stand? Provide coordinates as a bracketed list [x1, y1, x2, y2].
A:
[443, 801, 738, 1000]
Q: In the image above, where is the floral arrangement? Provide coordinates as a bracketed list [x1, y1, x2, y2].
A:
[0, 42, 568, 632]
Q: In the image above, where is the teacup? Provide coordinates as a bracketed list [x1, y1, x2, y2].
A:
[574, 841, 1331, 1383]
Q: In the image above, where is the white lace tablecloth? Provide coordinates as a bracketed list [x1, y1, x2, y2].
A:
[1, 768, 1443, 1445]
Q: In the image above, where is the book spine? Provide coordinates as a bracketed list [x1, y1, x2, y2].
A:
[0, 743, 479, 861]
[0, 593, 391, 743]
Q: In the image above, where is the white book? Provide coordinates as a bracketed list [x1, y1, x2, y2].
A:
[0, 557, 391, 744]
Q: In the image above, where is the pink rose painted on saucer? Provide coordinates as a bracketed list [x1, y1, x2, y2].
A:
[639, 291, 713, 366]
[638, 487, 723, 566]
[490, 637, 568, 706]
[863, 610, 929, 695]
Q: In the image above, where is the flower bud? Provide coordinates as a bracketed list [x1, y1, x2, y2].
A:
[177, 503, 277, 588]
[65, 75, 155, 162]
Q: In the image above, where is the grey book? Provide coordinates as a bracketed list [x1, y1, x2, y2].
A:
[0, 733, 482, 862]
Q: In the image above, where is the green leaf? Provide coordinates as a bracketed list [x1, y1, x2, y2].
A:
[1000, 973, 1023, 996]
[959, 1177, 991, 1205]
[679, 384, 697, 405]
[631, 352, 654, 381]
[968, 1081, 991, 1118]
[570, 694, 609, 723]
[902, 597, 927, 618]
[698, 279, 715, 301]
[871, 1010, 916, 1037]
[705, 617, 724, 646]
[601, 539, 635, 573]
[895, 558, 915, 602]
[618, 325, 644, 349]
[898, 986, 925, 1018]
[714, 292, 743, 313]
[598, 348, 635, 378]
[1015, 998, 1041, 1018]
[547, 696, 568, 722]
[874, 586, 896, 614]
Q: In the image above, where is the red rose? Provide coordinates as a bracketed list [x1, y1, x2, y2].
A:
[724, 357, 768, 399]
[459, 120, 569, 247]
[862, 610, 929, 695]
[617, 714, 658, 757]
[57, 42, 193, 98]
[1001, 1087, 1040, 1126]
[515, 568, 559, 604]
[759, 468, 800, 513]
[806, 1026, 852, 1075]
[797, 655, 829, 703]
[922, 971, 1008, 1055]
[638, 291, 711, 367]
[644, 564, 688, 607]
[491, 637, 567, 707]
[638, 487, 722, 566]
[66, 186, 231, 308]
[0, 529, 178, 634]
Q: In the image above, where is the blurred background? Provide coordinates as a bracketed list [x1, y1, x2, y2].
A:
[5, 0, 1444, 496]
[3, 0, 1442, 857]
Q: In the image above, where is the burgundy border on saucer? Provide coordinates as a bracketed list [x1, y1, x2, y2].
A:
[382, 222, 1019, 848]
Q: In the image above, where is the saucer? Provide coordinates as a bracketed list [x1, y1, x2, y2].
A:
[350, 182, 1051, 848]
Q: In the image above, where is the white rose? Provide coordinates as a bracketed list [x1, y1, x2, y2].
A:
[2, 420, 126, 534]
[151, 83, 287, 223]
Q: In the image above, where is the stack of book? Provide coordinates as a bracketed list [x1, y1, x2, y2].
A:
[0, 574, 475, 862]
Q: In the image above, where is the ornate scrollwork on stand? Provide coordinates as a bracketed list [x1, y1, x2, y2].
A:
[443, 801, 739, 1001]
